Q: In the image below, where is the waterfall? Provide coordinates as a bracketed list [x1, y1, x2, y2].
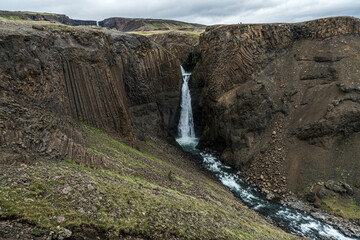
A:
[178, 66, 195, 140]
[175, 69, 355, 240]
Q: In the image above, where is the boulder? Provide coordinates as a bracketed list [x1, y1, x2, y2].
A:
[325, 180, 354, 195]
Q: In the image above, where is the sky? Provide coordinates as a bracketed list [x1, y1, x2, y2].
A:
[1, 0, 360, 25]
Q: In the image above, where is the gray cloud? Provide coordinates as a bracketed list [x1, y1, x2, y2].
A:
[1, 0, 360, 25]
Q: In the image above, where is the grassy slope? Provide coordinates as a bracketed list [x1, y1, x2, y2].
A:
[0, 124, 299, 239]
[322, 195, 360, 220]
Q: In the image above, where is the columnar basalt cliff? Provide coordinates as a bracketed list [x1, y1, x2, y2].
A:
[0, 21, 182, 166]
[117, 33, 183, 138]
[149, 32, 200, 65]
[192, 17, 360, 209]
[0, 19, 302, 240]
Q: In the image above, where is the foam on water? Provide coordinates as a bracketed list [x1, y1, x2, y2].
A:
[178, 66, 195, 140]
[175, 64, 355, 239]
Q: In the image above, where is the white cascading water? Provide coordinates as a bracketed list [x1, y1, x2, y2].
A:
[175, 68, 355, 240]
[178, 66, 195, 140]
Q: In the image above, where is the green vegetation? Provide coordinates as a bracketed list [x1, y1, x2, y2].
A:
[1, 15, 21, 20]
[0, 123, 298, 239]
[322, 195, 360, 220]
[167, 170, 173, 181]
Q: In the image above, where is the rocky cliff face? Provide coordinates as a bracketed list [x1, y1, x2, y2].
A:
[0, 20, 181, 166]
[192, 17, 360, 205]
[149, 32, 200, 65]
[116, 33, 183, 138]
[0, 19, 300, 240]
[0, 10, 97, 26]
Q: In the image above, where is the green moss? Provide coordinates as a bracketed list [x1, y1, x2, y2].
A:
[167, 170, 173, 181]
[29, 179, 50, 197]
[202, 125, 210, 136]
[2, 15, 21, 20]
[322, 195, 360, 220]
[147, 21, 162, 29]
[31, 227, 47, 237]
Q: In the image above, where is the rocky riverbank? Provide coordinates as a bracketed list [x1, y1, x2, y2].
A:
[281, 195, 360, 238]
[0, 18, 300, 239]
[1, 12, 360, 239]
[191, 17, 360, 224]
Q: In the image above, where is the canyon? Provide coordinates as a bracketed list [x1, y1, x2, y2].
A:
[191, 17, 360, 212]
[0, 11, 359, 239]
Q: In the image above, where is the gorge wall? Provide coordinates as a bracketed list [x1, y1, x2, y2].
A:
[0, 21, 182, 167]
[192, 17, 360, 204]
[0, 19, 302, 240]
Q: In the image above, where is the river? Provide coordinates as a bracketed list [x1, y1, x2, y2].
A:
[176, 66, 356, 240]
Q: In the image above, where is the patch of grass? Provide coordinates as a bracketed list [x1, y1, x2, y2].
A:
[31, 227, 47, 237]
[167, 170, 173, 181]
[0, 162, 298, 239]
[0, 121, 299, 239]
[147, 21, 163, 29]
[1, 15, 21, 20]
[322, 195, 360, 220]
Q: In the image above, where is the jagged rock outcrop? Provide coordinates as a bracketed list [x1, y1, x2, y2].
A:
[192, 17, 360, 204]
[116, 33, 183, 138]
[0, 20, 182, 166]
[150, 31, 200, 64]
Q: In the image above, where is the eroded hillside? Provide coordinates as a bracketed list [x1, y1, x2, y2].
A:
[192, 17, 360, 220]
[0, 19, 299, 239]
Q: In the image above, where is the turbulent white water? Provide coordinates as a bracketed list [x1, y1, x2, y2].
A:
[175, 65, 355, 239]
[178, 66, 195, 140]
[176, 139, 354, 240]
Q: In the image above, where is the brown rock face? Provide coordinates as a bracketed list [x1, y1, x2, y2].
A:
[0, 21, 181, 165]
[117, 34, 183, 137]
[150, 32, 200, 64]
[192, 17, 360, 200]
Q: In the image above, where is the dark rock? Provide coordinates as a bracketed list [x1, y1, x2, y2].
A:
[191, 16, 360, 204]
[266, 192, 275, 200]
[306, 192, 316, 203]
[317, 187, 330, 199]
[266, 192, 282, 202]
[343, 183, 354, 196]
[150, 32, 200, 64]
[0, 21, 181, 168]
[355, 179, 360, 188]
[31, 24, 44, 31]
[325, 181, 354, 195]
[325, 180, 346, 193]
[313, 201, 321, 208]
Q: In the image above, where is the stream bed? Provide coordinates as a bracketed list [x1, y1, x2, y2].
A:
[177, 137, 356, 240]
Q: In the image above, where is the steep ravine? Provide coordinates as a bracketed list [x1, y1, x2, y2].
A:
[176, 66, 358, 239]
[0, 19, 300, 239]
[191, 16, 360, 232]
[1, 15, 360, 239]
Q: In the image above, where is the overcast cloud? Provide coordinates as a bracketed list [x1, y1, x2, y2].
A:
[1, 0, 360, 25]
